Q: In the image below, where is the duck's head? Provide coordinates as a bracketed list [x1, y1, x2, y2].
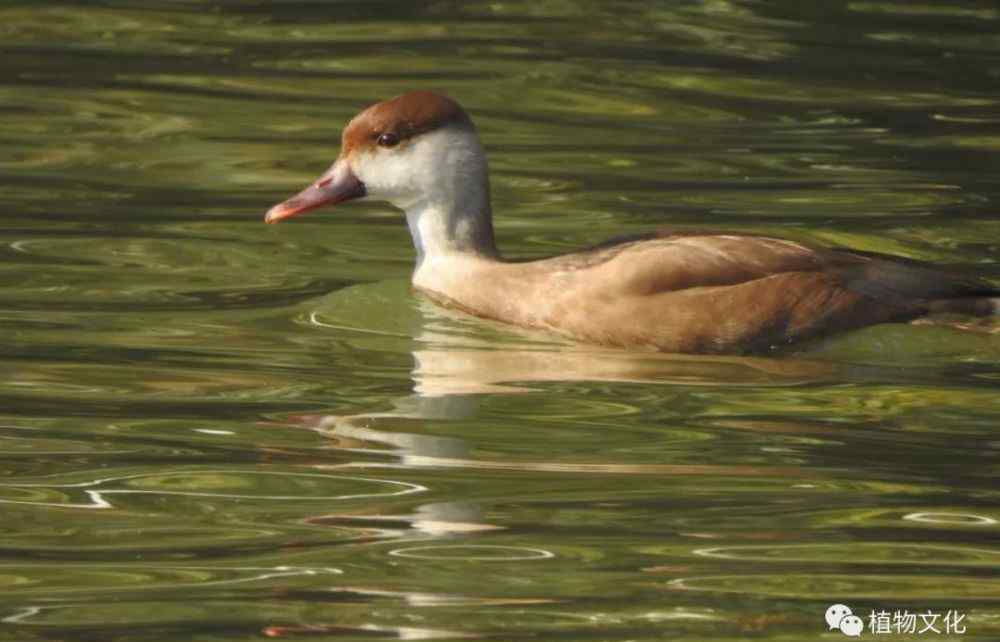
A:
[265, 91, 489, 224]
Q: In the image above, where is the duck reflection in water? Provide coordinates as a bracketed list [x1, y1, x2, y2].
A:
[278, 296, 833, 538]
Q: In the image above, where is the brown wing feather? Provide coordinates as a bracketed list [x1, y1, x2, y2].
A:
[563, 230, 997, 302]
[525, 231, 997, 352]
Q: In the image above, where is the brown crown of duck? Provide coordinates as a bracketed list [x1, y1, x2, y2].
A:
[265, 91, 471, 223]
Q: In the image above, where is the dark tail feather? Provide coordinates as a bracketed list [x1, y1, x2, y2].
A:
[833, 249, 1000, 316]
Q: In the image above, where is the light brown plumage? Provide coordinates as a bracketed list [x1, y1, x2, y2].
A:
[411, 230, 995, 353]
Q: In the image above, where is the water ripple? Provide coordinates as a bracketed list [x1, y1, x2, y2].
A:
[0, 469, 426, 509]
[388, 545, 555, 562]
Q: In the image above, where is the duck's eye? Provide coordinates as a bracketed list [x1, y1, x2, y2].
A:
[377, 132, 400, 148]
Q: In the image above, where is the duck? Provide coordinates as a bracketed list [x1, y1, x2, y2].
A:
[265, 90, 999, 354]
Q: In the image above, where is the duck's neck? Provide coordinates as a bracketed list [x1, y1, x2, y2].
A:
[404, 196, 499, 269]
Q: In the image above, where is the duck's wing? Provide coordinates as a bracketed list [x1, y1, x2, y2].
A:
[535, 231, 997, 352]
[576, 230, 996, 304]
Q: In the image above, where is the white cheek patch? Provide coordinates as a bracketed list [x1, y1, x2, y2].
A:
[353, 127, 483, 211]
[346, 125, 494, 266]
[354, 145, 425, 207]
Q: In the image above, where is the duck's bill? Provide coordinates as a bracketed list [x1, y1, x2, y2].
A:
[264, 161, 366, 223]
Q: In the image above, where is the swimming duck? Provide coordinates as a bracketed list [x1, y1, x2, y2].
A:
[265, 91, 998, 353]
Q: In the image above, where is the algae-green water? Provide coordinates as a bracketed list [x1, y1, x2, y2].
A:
[1, 2, 999, 640]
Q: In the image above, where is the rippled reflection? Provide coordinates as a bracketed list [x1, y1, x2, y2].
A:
[669, 574, 1000, 599]
[388, 545, 555, 561]
[0, 469, 426, 508]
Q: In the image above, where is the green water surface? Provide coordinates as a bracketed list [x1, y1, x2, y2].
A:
[1, 1, 999, 640]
